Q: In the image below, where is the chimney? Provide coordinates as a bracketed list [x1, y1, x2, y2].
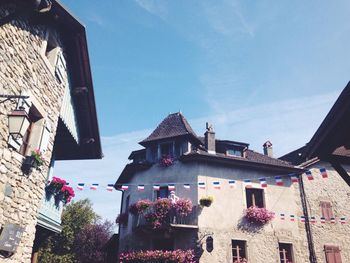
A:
[205, 122, 216, 154]
[263, 141, 273, 157]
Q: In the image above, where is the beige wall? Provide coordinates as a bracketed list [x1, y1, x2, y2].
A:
[302, 162, 350, 263]
[118, 160, 310, 262]
[0, 2, 69, 262]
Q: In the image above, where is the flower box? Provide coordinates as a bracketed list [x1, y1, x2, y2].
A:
[160, 154, 174, 167]
[119, 249, 196, 263]
[244, 206, 274, 224]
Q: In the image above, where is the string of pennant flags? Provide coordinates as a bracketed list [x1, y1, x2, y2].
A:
[273, 213, 348, 225]
[60, 168, 329, 192]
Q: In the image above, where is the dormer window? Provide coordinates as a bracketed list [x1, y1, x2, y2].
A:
[227, 148, 243, 157]
[160, 142, 173, 157]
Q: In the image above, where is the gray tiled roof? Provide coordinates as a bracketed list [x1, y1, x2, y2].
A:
[140, 112, 198, 144]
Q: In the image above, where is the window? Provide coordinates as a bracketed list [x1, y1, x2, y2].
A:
[324, 245, 342, 263]
[246, 188, 264, 208]
[320, 201, 334, 220]
[45, 33, 60, 68]
[279, 243, 294, 263]
[232, 240, 247, 262]
[227, 148, 242, 157]
[160, 142, 173, 157]
[157, 186, 169, 199]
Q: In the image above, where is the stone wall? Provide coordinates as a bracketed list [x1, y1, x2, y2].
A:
[302, 162, 350, 262]
[0, 2, 68, 262]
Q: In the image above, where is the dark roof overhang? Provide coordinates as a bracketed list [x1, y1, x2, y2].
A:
[304, 81, 350, 162]
[114, 162, 152, 186]
[34, 1, 102, 160]
[180, 152, 304, 174]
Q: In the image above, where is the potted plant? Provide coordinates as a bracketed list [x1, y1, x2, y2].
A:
[173, 198, 193, 217]
[129, 199, 153, 215]
[116, 212, 129, 226]
[45, 176, 66, 196]
[160, 154, 174, 167]
[199, 196, 214, 207]
[244, 206, 274, 224]
[54, 185, 75, 206]
[22, 149, 45, 175]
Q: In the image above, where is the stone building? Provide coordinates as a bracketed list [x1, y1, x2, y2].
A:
[0, 1, 102, 262]
[115, 112, 312, 263]
[280, 82, 350, 263]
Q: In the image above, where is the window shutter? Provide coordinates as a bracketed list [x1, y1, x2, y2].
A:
[334, 247, 342, 263]
[39, 121, 51, 152]
[325, 246, 342, 263]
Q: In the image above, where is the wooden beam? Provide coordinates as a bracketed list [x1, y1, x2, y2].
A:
[328, 159, 350, 187]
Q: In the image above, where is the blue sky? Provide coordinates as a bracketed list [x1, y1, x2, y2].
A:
[56, 0, 350, 223]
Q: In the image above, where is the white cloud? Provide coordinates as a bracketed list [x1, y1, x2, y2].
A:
[134, 0, 168, 19]
[55, 91, 337, 223]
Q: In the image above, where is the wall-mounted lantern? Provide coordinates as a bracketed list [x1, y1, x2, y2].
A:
[8, 110, 30, 140]
[206, 236, 214, 252]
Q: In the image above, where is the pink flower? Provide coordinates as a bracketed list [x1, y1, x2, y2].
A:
[244, 206, 274, 224]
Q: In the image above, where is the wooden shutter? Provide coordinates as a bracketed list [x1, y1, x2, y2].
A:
[325, 245, 342, 263]
[320, 201, 333, 219]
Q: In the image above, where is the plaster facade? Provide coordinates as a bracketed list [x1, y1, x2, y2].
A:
[118, 160, 310, 262]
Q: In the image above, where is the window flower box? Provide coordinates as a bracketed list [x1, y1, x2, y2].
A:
[119, 249, 196, 263]
[160, 154, 174, 167]
[129, 199, 152, 215]
[116, 212, 129, 226]
[234, 258, 248, 263]
[21, 149, 44, 175]
[244, 206, 274, 224]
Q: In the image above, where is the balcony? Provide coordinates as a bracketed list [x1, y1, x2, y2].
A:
[133, 206, 199, 230]
[36, 192, 63, 233]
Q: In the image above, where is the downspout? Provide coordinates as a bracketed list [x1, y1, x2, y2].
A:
[299, 174, 317, 263]
[115, 188, 124, 263]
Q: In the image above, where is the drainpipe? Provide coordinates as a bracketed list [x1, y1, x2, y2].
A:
[298, 174, 317, 263]
[115, 188, 124, 263]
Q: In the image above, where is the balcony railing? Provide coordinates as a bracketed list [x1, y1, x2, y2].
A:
[133, 206, 199, 229]
[37, 192, 63, 233]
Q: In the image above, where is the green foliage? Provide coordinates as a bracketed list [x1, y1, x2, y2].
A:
[38, 199, 102, 263]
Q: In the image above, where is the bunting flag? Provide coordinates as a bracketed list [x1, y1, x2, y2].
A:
[198, 182, 206, 189]
[137, 185, 145, 191]
[290, 215, 295, 221]
[275, 176, 284, 186]
[90, 183, 99, 190]
[106, 184, 114, 191]
[243, 179, 252, 188]
[310, 216, 317, 224]
[330, 217, 336, 224]
[305, 171, 314, 180]
[340, 217, 346, 224]
[184, 184, 191, 190]
[300, 216, 306, 223]
[280, 213, 285, 220]
[168, 184, 176, 191]
[259, 178, 267, 188]
[289, 173, 299, 183]
[153, 184, 160, 191]
[213, 181, 221, 189]
[121, 185, 129, 191]
[228, 180, 236, 188]
[77, 183, 85, 190]
[320, 217, 326, 224]
[320, 168, 328, 178]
